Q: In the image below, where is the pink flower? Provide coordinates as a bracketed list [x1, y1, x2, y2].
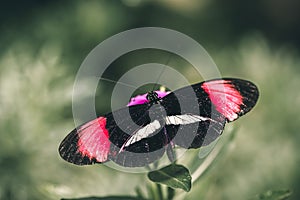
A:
[127, 91, 170, 106]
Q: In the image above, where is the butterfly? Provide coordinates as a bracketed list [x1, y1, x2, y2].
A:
[59, 78, 259, 167]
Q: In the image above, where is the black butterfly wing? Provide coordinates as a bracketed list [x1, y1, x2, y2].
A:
[105, 104, 168, 167]
[159, 78, 259, 148]
[59, 103, 168, 167]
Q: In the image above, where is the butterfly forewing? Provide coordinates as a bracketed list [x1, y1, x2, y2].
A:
[158, 84, 226, 149]
[157, 78, 258, 148]
[59, 102, 170, 167]
[58, 117, 111, 165]
[200, 78, 259, 121]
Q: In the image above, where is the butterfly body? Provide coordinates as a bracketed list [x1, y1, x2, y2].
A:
[59, 78, 259, 167]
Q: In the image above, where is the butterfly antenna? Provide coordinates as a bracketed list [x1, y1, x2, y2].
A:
[99, 77, 139, 89]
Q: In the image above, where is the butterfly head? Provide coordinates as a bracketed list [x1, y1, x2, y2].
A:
[146, 91, 160, 104]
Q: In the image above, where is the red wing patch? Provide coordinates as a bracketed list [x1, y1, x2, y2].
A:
[77, 117, 111, 163]
[201, 80, 245, 121]
[59, 117, 111, 165]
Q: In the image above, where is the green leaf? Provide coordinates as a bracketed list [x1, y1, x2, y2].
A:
[61, 196, 144, 200]
[250, 189, 292, 200]
[147, 164, 192, 192]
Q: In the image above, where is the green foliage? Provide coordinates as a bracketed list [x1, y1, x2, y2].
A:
[148, 164, 191, 192]
[250, 189, 292, 200]
[62, 196, 144, 200]
[1, 1, 299, 200]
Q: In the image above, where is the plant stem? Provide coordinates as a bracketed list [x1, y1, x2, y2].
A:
[156, 183, 164, 200]
[148, 182, 162, 200]
[167, 187, 175, 200]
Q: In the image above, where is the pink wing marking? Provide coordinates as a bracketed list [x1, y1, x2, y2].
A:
[77, 117, 110, 163]
[201, 80, 244, 121]
[127, 91, 170, 106]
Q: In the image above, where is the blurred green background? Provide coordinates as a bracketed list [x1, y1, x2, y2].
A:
[0, 0, 299, 199]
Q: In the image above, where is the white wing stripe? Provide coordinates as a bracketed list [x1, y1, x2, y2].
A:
[124, 120, 161, 147]
[124, 114, 210, 147]
[165, 114, 210, 125]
